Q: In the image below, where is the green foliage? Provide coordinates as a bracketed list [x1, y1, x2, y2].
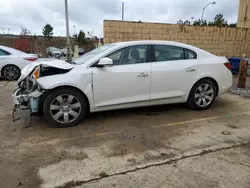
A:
[213, 14, 228, 27]
[42, 24, 53, 39]
[229, 23, 237, 28]
[182, 13, 237, 28]
[193, 19, 202, 26]
[77, 30, 86, 44]
[177, 20, 191, 25]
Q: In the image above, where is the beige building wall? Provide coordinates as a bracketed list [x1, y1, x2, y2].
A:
[104, 20, 250, 57]
[237, 0, 250, 28]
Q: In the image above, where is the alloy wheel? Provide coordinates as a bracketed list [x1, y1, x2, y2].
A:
[3, 66, 19, 80]
[49, 94, 82, 124]
[194, 83, 215, 108]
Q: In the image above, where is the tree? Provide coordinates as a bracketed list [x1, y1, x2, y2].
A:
[177, 20, 191, 25]
[193, 19, 202, 26]
[208, 21, 214, 26]
[192, 19, 208, 26]
[20, 27, 31, 36]
[177, 20, 184, 25]
[229, 23, 237, 28]
[203, 20, 208, 26]
[42, 24, 53, 39]
[77, 30, 86, 44]
[213, 14, 227, 27]
[183, 20, 191, 25]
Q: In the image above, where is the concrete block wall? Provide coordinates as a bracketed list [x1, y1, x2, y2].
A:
[104, 20, 250, 57]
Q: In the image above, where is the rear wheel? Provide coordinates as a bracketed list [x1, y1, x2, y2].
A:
[2, 65, 21, 80]
[188, 79, 217, 110]
[43, 88, 88, 127]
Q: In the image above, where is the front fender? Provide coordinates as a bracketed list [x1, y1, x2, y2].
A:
[36, 73, 95, 111]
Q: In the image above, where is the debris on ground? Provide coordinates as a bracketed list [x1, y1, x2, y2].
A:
[230, 87, 250, 98]
[18, 181, 23, 186]
[221, 131, 231, 135]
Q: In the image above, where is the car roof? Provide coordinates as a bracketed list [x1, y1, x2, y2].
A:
[0, 45, 26, 55]
[108, 40, 214, 57]
[112, 40, 196, 50]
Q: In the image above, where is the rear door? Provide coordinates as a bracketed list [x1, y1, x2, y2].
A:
[150, 45, 199, 100]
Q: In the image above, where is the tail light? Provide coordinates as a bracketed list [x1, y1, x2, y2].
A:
[24, 57, 38, 62]
[224, 62, 232, 70]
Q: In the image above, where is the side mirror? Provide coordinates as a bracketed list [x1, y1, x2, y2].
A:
[98, 57, 113, 67]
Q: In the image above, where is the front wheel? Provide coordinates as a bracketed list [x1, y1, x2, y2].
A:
[43, 88, 88, 127]
[188, 79, 217, 110]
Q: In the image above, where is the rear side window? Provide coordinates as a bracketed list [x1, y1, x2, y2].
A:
[185, 49, 197, 59]
[154, 45, 184, 62]
[0, 49, 10, 56]
[154, 45, 197, 62]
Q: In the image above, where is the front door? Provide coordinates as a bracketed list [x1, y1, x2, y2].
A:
[93, 45, 151, 108]
[151, 45, 199, 100]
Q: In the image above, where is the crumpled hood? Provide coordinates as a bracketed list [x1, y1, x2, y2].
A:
[18, 59, 74, 82]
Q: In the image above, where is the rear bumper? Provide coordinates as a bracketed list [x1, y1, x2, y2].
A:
[218, 72, 233, 96]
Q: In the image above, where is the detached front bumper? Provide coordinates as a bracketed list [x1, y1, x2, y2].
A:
[12, 88, 44, 121]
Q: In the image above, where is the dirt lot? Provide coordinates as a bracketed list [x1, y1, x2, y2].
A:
[0, 77, 250, 188]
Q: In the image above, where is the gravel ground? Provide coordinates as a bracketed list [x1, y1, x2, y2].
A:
[0, 78, 250, 188]
[231, 75, 250, 98]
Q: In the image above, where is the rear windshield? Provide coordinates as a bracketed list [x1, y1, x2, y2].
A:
[1, 46, 25, 55]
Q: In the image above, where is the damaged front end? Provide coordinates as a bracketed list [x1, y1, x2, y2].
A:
[12, 66, 44, 121]
[12, 61, 73, 122]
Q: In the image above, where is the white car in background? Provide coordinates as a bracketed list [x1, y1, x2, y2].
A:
[50, 48, 62, 58]
[47, 47, 62, 57]
[0, 46, 38, 80]
[13, 40, 232, 127]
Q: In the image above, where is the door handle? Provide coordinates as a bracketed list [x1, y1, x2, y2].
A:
[137, 73, 148, 77]
[186, 68, 196, 72]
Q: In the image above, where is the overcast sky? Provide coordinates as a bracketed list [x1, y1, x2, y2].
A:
[0, 0, 239, 37]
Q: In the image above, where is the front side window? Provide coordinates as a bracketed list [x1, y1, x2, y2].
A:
[107, 45, 148, 65]
[154, 45, 185, 62]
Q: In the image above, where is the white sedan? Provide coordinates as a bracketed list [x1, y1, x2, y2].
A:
[13, 40, 232, 127]
[0, 46, 38, 80]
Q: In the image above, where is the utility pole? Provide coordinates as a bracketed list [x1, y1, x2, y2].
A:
[2, 27, 4, 34]
[65, 0, 72, 62]
[122, 2, 124, 21]
[73, 25, 76, 36]
[8, 28, 10, 35]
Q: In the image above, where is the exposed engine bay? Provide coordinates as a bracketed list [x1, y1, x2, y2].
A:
[12, 63, 72, 121]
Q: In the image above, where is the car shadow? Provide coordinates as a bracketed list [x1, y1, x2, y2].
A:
[19, 96, 232, 130]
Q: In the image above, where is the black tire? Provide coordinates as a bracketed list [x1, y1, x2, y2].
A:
[43, 88, 88, 127]
[187, 79, 217, 110]
[2, 65, 21, 80]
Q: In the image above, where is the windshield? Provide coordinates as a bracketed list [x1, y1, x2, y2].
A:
[74, 44, 116, 64]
